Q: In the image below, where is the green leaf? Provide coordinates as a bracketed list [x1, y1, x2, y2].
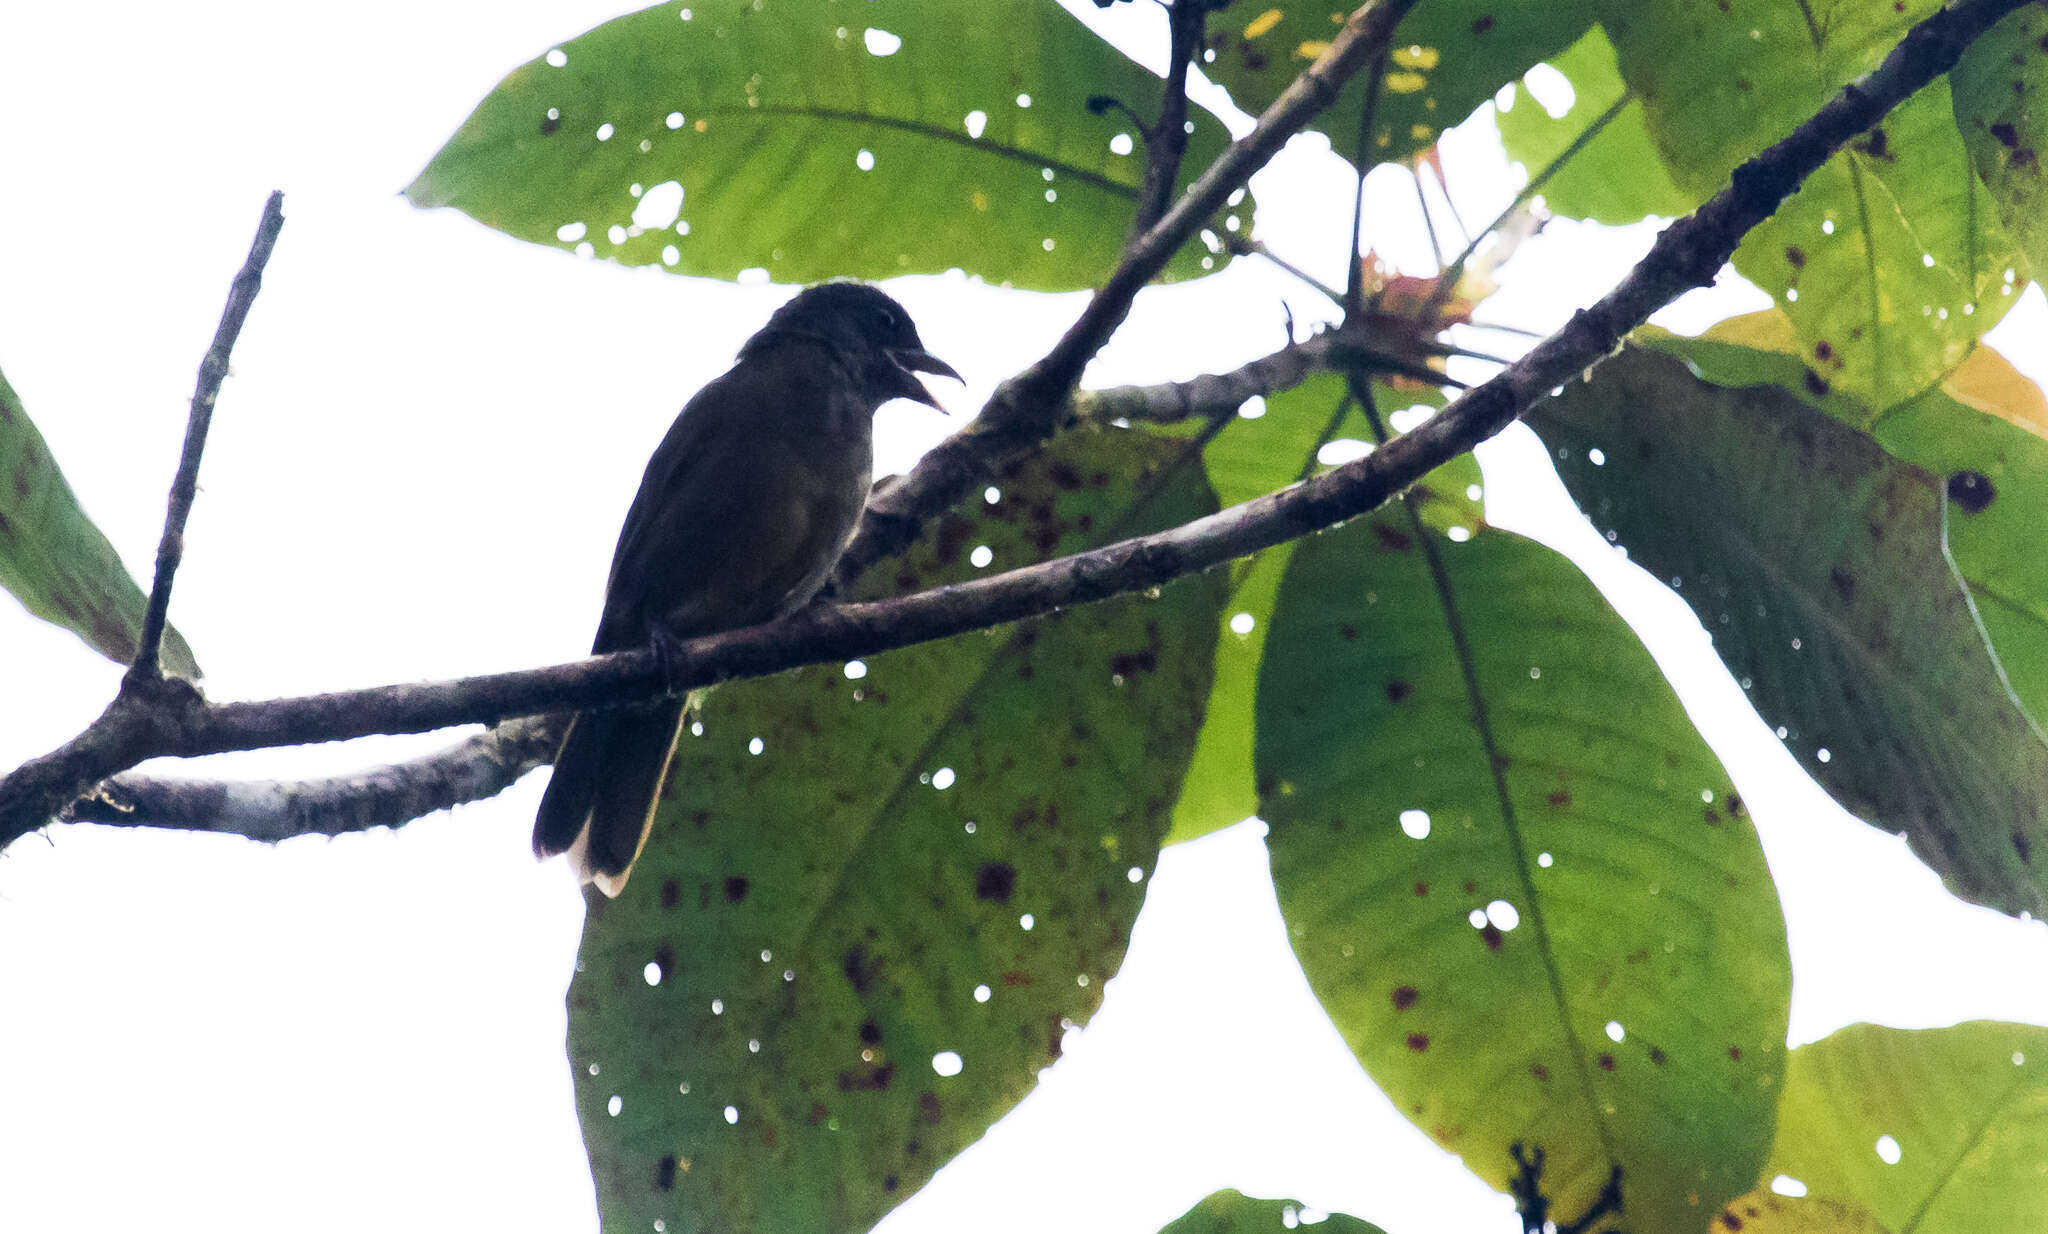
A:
[1728, 81, 2022, 408]
[1953, 5, 2048, 279]
[1533, 345, 2048, 917]
[1202, 1, 1592, 169]
[0, 362, 197, 677]
[406, 0, 1247, 290]
[1589, 1, 2020, 405]
[1767, 1022, 2048, 1234]
[1157, 375, 1468, 846]
[1158, 1190, 1385, 1234]
[1493, 25, 1695, 225]
[563, 430, 1224, 1234]
[1648, 318, 2048, 728]
[1257, 512, 1790, 1234]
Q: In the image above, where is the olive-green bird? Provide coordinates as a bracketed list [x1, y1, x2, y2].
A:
[533, 283, 959, 895]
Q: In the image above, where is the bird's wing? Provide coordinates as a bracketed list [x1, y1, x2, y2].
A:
[590, 364, 861, 653]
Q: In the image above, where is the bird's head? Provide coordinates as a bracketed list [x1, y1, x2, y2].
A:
[747, 282, 961, 410]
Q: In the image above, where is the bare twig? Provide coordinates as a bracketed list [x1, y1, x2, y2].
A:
[130, 191, 285, 685]
[0, 0, 2023, 848]
[832, 0, 1425, 589]
[1129, 0, 1208, 238]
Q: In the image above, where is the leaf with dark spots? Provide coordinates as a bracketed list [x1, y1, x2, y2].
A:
[1649, 1047, 1667, 1066]
[405, 0, 1247, 290]
[1206, 0, 1590, 170]
[1785, 246, 1806, 268]
[0, 363, 199, 675]
[1538, 345, 2048, 918]
[655, 1155, 677, 1192]
[1391, 986, 1419, 1011]
[1406, 1034, 1430, 1053]
[1384, 677, 1410, 702]
[659, 878, 681, 909]
[1258, 461, 1788, 1234]
[1598, 1054, 1616, 1071]
[1372, 523, 1413, 552]
[722, 876, 749, 903]
[563, 429, 1222, 1234]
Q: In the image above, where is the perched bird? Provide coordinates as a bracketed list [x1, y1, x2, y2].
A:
[533, 282, 960, 895]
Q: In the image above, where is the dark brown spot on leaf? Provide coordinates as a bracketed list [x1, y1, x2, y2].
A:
[724, 876, 750, 902]
[660, 878, 681, 909]
[837, 1061, 895, 1091]
[1784, 245, 1806, 268]
[858, 1017, 883, 1045]
[1372, 522, 1413, 552]
[1948, 470, 1995, 513]
[1391, 986, 1419, 1010]
[843, 945, 881, 994]
[2016, 829, 2033, 865]
[655, 1155, 677, 1191]
[1481, 923, 1503, 951]
[1802, 368, 1830, 398]
[1385, 678, 1411, 702]
[1406, 1033, 1430, 1052]
[1728, 1045, 1744, 1061]
[1547, 789, 1570, 807]
[1598, 1053, 1616, 1070]
[1650, 1046, 1668, 1065]
[1720, 1209, 1744, 1231]
[1530, 1063, 1550, 1082]
[1830, 566, 1856, 606]
[975, 861, 1017, 902]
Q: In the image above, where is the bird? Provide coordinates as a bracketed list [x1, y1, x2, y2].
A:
[532, 282, 960, 896]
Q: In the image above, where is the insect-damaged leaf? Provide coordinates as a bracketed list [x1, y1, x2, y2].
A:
[1257, 511, 1789, 1234]
[563, 430, 1223, 1233]
[1533, 345, 2048, 918]
[1766, 1022, 2048, 1234]
[406, 0, 1247, 289]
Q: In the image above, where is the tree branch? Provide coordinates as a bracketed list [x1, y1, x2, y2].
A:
[130, 191, 285, 685]
[831, 0, 1424, 589]
[69, 717, 559, 841]
[1, 0, 2021, 849]
[1128, 0, 1208, 238]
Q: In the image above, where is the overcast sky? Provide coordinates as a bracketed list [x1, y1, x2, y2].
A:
[2, 3, 2045, 1233]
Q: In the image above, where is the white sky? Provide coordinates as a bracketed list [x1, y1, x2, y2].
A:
[2, 3, 2045, 1233]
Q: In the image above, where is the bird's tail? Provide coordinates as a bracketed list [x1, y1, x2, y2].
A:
[532, 699, 687, 897]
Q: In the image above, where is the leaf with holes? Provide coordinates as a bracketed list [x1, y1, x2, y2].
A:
[1154, 375, 1470, 845]
[1158, 1189, 1385, 1234]
[563, 429, 1223, 1234]
[0, 363, 197, 677]
[1533, 345, 2048, 917]
[1954, 4, 2048, 279]
[1202, 1, 1592, 169]
[406, 0, 1247, 290]
[1646, 316, 2048, 727]
[1493, 25, 1694, 225]
[1765, 1022, 2048, 1234]
[1257, 511, 1790, 1234]
[1589, 1, 2021, 406]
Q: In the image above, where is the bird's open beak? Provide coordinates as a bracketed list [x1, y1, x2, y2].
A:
[889, 348, 963, 412]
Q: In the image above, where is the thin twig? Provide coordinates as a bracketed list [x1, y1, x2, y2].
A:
[0, 0, 2023, 847]
[1129, 0, 1207, 237]
[1343, 51, 1390, 321]
[130, 191, 286, 685]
